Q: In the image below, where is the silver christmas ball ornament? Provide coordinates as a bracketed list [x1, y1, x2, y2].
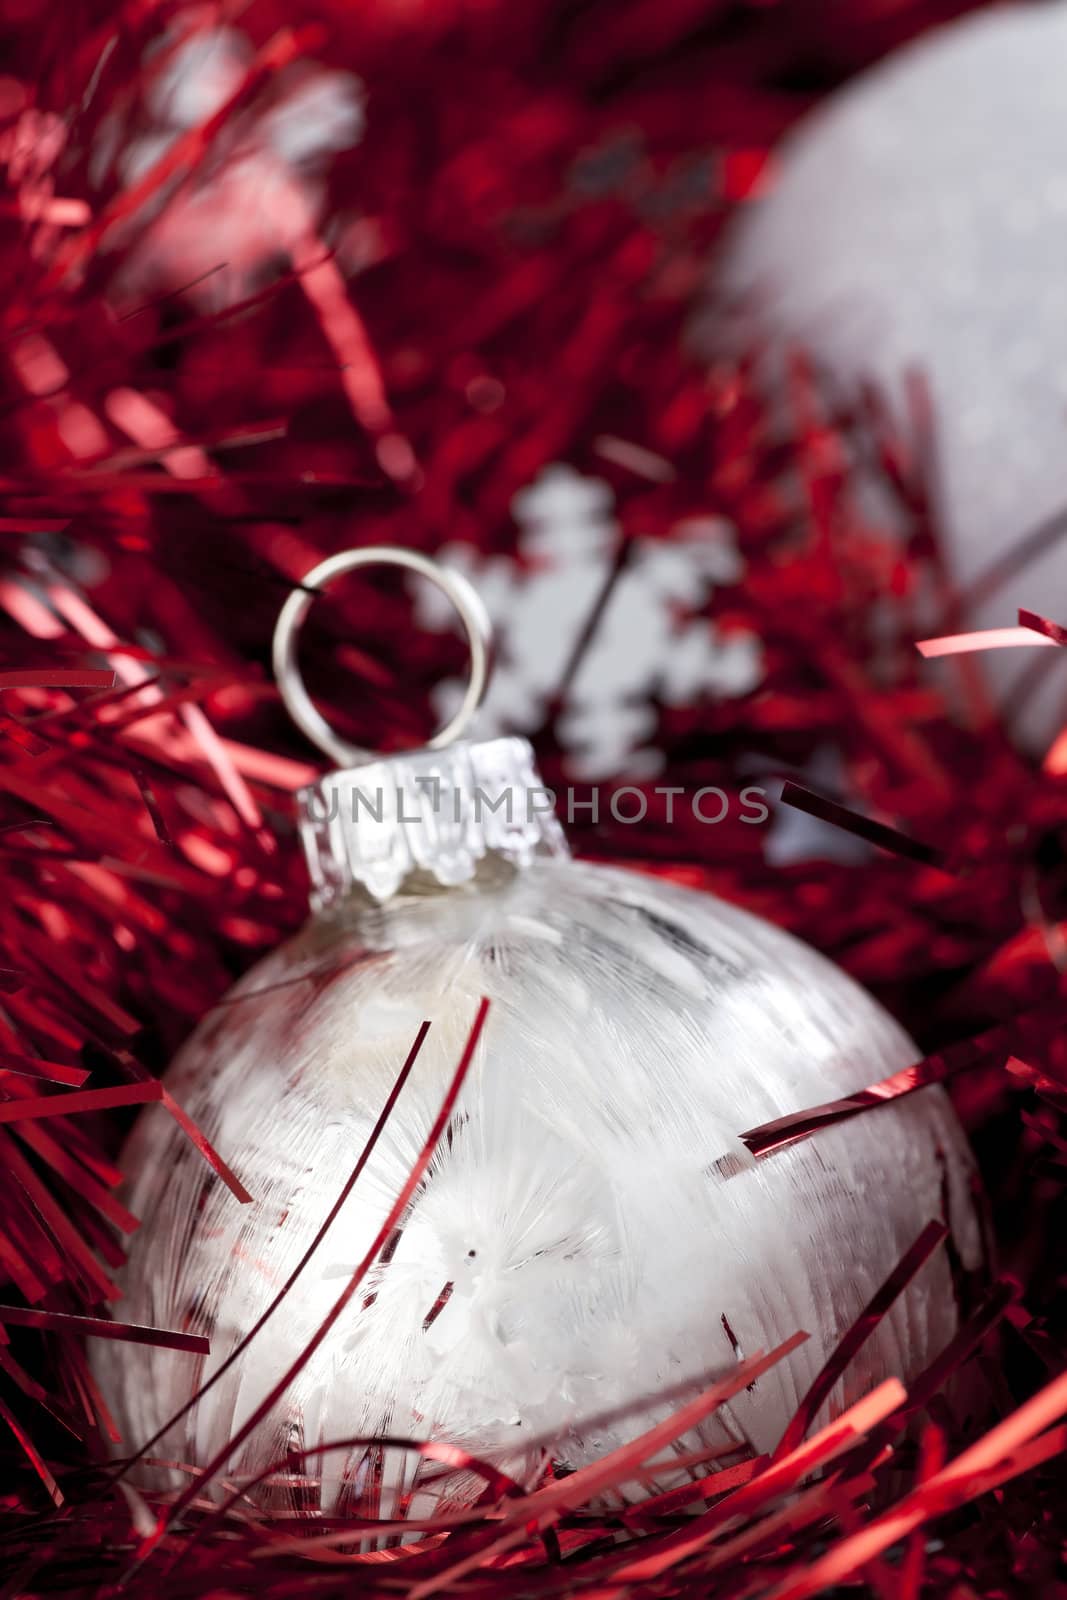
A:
[96, 548, 981, 1517]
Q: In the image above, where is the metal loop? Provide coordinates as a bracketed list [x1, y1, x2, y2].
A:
[272, 546, 492, 767]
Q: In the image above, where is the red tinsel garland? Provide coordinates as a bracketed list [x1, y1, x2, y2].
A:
[1, 0, 1066, 1594]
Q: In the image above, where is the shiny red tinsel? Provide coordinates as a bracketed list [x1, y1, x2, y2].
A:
[1, 0, 1066, 1595]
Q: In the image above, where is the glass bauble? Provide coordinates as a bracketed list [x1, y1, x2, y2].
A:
[97, 842, 979, 1516]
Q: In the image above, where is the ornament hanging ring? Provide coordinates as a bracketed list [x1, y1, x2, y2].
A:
[273, 546, 492, 767]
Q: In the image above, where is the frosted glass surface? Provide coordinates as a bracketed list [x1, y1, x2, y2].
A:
[97, 860, 979, 1513]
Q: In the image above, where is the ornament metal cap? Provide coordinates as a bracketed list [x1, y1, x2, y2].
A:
[273, 547, 569, 908]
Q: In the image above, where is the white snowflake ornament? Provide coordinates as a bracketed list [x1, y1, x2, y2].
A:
[419, 466, 762, 777]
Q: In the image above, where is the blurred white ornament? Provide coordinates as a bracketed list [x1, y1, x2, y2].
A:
[95, 549, 979, 1521]
[713, 3, 1067, 747]
[418, 464, 762, 778]
[146, 25, 252, 128]
[111, 18, 363, 309]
